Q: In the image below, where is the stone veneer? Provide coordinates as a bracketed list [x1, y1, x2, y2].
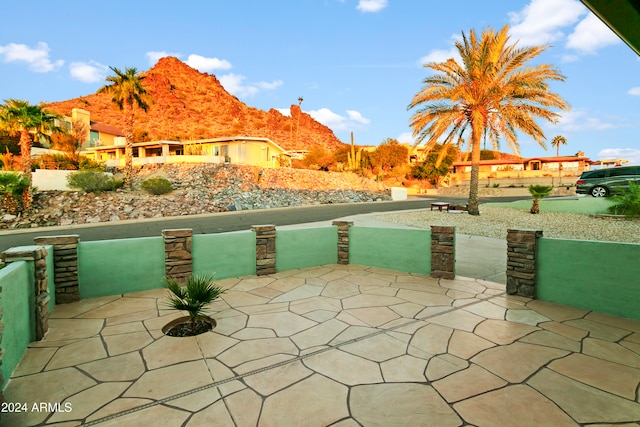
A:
[332, 221, 353, 265]
[33, 235, 79, 304]
[162, 229, 193, 282]
[252, 225, 276, 276]
[430, 226, 455, 279]
[506, 229, 542, 297]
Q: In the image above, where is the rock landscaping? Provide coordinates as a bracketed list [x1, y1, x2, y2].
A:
[0, 164, 390, 229]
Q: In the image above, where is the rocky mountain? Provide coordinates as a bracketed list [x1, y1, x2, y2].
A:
[46, 57, 345, 151]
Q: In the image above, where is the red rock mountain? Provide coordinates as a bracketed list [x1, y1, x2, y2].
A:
[47, 57, 345, 151]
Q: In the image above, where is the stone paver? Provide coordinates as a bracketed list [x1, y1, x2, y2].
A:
[3, 265, 640, 426]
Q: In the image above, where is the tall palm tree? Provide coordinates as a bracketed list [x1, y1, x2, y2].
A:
[551, 135, 567, 183]
[0, 99, 62, 210]
[408, 25, 569, 215]
[551, 135, 567, 158]
[98, 66, 151, 188]
[296, 96, 303, 149]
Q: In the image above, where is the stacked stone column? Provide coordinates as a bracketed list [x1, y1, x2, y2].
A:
[34, 235, 79, 304]
[252, 225, 276, 275]
[162, 229, 193, 282]
[332, 221, 353, 265]
[1, 246, 50, 340]
[430, 226, 455, 279]
[506, 229, 542, 297]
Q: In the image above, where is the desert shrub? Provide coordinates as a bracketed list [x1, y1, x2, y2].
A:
[141, 177, 173, 195]
[608, 182, 640, 216]
[0, 172, 29, 214]
[67, 171, 118, 193]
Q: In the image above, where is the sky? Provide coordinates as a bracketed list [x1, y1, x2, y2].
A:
[1, 0, 639, 164]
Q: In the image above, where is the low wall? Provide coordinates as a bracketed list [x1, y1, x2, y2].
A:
[0, 262, 33, 392]
[32, 169, 74, 191]
[193, 231, 256, 279]
[350, 227, 431, 275]
[78, 237, 165, 299]
[276, 227, 338, 271]
[536, 238, 640, 320]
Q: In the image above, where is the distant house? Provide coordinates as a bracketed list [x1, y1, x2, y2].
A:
[67, 108, 126, 148]
[83, 136, 290, 168]
[449, 152, 593, 180]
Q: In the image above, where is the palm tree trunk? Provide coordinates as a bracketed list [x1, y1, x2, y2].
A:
[467, 116, 483, 216]
[19, 129, 32, 211]
[531, 198, 540, 214]
[124, 103, 135, 189]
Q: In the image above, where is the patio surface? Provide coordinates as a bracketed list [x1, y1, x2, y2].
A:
[3, 265, 640, 426]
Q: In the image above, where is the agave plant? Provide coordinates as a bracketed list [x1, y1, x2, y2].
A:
[528, 185, 553, 214]
[164, 274, 226, 333]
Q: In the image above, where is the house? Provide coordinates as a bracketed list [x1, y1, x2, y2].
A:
[83, 136, 290, 168]
[449, 152, 593, 180]
[66, 108, 126, 148]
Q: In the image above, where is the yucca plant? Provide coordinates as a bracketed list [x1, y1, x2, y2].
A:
[528, 185, 553, 214]
[164, 274, 226, 334]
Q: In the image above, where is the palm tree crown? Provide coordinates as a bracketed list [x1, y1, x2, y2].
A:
[408, 25, 569, 215]
[0, 99, 62, 210]
[98, 66, 152, 188]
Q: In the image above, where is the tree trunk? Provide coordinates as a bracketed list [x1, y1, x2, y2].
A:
[531, 198, 540, 214]
[124, 103, 135, 189]
[19, 130, 32, 211]
[467, 114, 483, 216]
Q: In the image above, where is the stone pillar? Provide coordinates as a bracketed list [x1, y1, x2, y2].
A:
[430, 226, 455, 279]
[252, 225, 276, 276]
[506, 229, 542, 297]
[33, 235, 79, 304]
[332, 221, 353, 265]
[162, 229, 193, 282]
[1, 246, 50, 340]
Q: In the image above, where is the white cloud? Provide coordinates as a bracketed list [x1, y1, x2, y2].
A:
[508, 0, 585, 46]
[277, 108, 291, 117]
[185, 54, 232, 72]
[596, 148, 640, 165]
[0, 41, 63, 72]
[396, 131, 416, 144]
[356, 0, 388, 13]
[417, 48, 459, 66]
[565, 13, 621, 54]
[556, 110, 615, 132]
[146, 51, 180, 65]
[219, 73, 282, 98]
[628, 87, 640, 96]
[69, 61, 108, 83]
[308, 107, 370, 132]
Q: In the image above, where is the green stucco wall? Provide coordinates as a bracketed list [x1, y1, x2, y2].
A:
[78, 237, 165, 299]
[537, 238, 640, 320]
[0, 261, 34, 390]
[349, 227, 431, 274]
[193, 231, 256, 279]
[276, 227, 338, 271]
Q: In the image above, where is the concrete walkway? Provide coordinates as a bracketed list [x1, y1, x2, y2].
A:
[3, 265, 640, 426]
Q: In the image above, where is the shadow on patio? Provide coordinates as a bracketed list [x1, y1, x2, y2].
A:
[3, 265, 640, 426]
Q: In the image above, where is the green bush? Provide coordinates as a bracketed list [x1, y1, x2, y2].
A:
[67, 171, 118, 193]
[0, 172, 29, 213]
[141, 177, 173, 195]
[607, 182, 640, 216]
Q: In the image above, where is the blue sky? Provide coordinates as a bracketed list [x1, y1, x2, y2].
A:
[1, 0, 639, 164]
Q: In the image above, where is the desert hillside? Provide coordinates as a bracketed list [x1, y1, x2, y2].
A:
[46, 57, 345, 151]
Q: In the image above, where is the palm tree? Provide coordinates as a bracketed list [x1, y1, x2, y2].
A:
[98, 66, 151, 188]
[551, 135, 567, 183]
[528, 184, 553, 214]
[296, 96, 303, 149]
[550, 135, 567, 158]
[0, 99, 62, 210]
[408, 25, 569, 215]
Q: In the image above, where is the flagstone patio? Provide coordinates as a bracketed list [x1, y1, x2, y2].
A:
[3, 265, 640, 426]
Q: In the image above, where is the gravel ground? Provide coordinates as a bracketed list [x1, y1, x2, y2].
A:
[376, 205, 640, 244]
